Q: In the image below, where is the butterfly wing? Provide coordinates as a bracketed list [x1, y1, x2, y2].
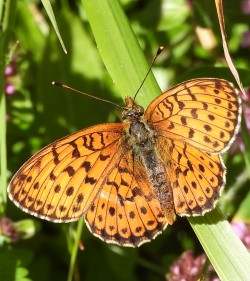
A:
[8, 123, 126, 222]
[156, 137, 225, 216]
[8, 123, 167, 246]
[84, 146, 167, 247]
[144, 78, 241, 216]
[144, 78, 241, 153]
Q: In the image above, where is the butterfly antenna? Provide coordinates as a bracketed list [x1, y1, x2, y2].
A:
[52, 81, 125, 110]
[133, 46, 164, 101]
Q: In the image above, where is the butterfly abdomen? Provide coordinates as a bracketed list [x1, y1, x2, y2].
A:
[128, 121, 176, 224]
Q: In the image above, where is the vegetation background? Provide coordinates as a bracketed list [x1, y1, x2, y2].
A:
[1, 0, 250, 280]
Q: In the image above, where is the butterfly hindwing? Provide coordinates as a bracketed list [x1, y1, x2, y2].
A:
[156, 137, 225, 216]
[85, 149, 168, 247]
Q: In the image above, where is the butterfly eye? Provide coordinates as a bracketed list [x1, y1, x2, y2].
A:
[135, 105, 144, 116]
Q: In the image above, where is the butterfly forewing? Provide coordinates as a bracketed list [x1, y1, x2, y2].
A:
[145, 78, 241, 153]
[8, 124, 126, 222]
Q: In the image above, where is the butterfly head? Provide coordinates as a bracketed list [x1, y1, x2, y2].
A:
[122, 97, 144, 122]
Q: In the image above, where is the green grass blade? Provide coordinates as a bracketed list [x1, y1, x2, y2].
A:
[67, 219, 84, 281]
[0, 60, 7, 216]
[41, 0, 67, 54]
[81, 1, 250, 280]
[0, 0, 17, 215]
[82, 0, 161, 107]
[0, 0, 3, 23]
[190, 208, 250, 280]
[1, 0, 17, 33]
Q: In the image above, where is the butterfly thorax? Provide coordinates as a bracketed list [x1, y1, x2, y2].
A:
[123, 97, 175, 224]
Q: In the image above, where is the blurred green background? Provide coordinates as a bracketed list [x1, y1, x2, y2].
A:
[1, 0, 250, 280]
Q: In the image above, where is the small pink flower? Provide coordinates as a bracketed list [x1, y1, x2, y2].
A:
[5, 83, 15, 95]
[241, 31, 250, 48]
[0, 217, 21, 243]
[4, 55, 17, 96]
[167, 251, 217, 281]
[231, 221, 246, 239]
[245, 235, 250, 246]
[241, 0, 250, 14]
[5, 65, 15, 76]
[231, 221, 250, 250]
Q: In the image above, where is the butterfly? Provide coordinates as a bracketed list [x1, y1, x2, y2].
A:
[8, 78, 241, 247]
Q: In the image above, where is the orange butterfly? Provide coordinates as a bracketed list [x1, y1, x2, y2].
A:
[8, 78, 241, 247]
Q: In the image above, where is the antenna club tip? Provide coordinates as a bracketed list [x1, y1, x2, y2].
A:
[157, 46, 164, 55]
[52, 81, 63, 87]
